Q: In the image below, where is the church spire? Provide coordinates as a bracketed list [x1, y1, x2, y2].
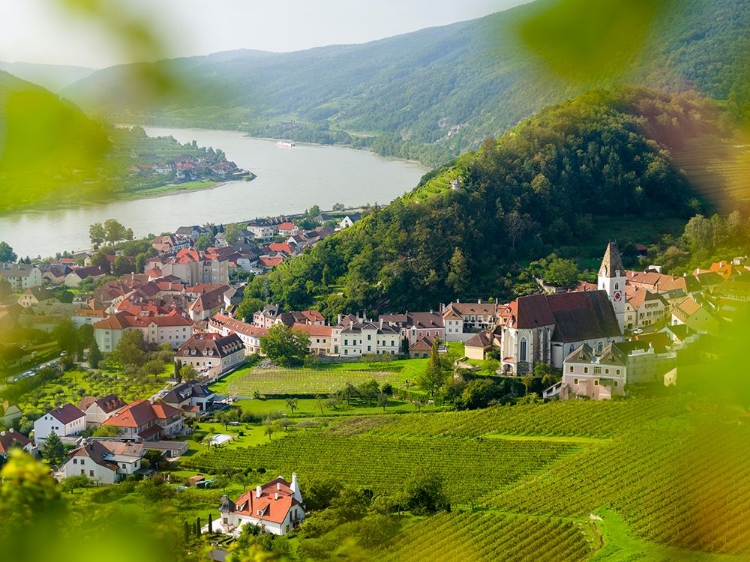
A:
[599, 241, 625, 279]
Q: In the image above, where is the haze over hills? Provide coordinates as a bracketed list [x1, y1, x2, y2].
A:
[0, 61, 95, 93]
[62, 0, 749, 166]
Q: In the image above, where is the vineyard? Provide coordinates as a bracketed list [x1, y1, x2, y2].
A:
[214, 364, 417, 396]
[328, 397, 687, 439]
[182, 433, 579, 504]
[376, 512, 594, 562]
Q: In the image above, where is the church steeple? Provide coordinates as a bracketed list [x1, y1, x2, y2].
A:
[599, 241, 625, 279]
[598, 242, 626, 333]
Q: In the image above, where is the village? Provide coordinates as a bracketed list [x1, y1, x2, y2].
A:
[0, 213, 748, 545]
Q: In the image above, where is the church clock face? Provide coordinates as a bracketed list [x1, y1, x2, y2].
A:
[613, 291, 622, 301]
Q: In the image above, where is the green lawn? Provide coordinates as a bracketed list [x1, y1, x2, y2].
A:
[210, 358, 429, 396]
[118, 179, 218, 200]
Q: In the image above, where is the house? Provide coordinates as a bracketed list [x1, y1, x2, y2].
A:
[332, 320, 401, 357]
[441, 299, 499, 332]
[277, 222, 299, 237]
[60, 439, 145, 484]
[626, 288, 669, 329]
[672, 296, 721, 335]
[175, 333, 246, 377]
[64, 266, 107, 288]
[464, 330, 501, 361]
[72, 308, 108, 327]
[162, 380, 215, 413]
[409, 336, 435, 359]
[0, 403, 23, 427]
[42, 264, 72, 285]
[379, 312, 445, 345]
[337, 213, 362, 229]
[209, 313, 267, 354]
[175, 225, 207, 240]
[93, 310, 194, 353]
[77, 395, 126, 428]
[0, 429, 32, 456]
[254, 304, 282, 329]
[290, 323, 333, 355]
[33, 404, 86, 445]
[102, 400, 183, 441]
[218, 474, 305, 535]
[0, 263, 42, 291]
[188, 284, 229, 321]
[561, 343, 627, 400]
[18, 287, 58, 308]
[246, 218, 285, 242]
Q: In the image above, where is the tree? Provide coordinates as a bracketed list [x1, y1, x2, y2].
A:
[332, 203, 345, 211]
[400, 469, 450, 515]
[286, 398, 298, 414]
[260, 324, 310, 367]
[485, 358, 500, 376]
[52, 320, 78, 356]
[87, 339, 102, 369]
[378, 392, 388, 412]
[142, 359, 165, 381]
[78, 323, 94, 349]
[417, 339, 445, 396]
[224, 223, 241, 245]
[217, 408, 239, 431]
[41, 431, 66, 467]
[180, 364, 198, 381]
[446, 247, 469, 293]
[544, 257, 579, 287]
[112, 255, 134, 276]
[102, 219, 127, 245]
[113, 329, 148, 370]
[358, 379, 380, 405]
[195, 234, 212, 251]
[0, 241, 17, 263]
[88, 223, 105, 247]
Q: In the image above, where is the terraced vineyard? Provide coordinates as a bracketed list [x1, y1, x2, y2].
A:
[183, 434, 579, 503]
[671, 135, 750, 211]
[328, 397, 687, 439]
[377, 512, 594, 562]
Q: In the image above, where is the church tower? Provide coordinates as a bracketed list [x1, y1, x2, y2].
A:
[598, 242, 626, 333]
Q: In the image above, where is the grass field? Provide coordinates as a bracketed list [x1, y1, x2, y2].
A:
[210, 358, 429, 396]
[233, 396, 440, 418]
[118, 179, 219, 200]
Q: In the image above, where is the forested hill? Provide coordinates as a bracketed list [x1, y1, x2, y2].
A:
[241, 87, 720, 317]
[62, 0, 749, 166]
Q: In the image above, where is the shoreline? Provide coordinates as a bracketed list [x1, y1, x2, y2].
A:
[0, 172, 256, 217]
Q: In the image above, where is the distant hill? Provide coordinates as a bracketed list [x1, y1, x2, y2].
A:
[0, 61, 95, 92]
[239, 86, 722, 316]
[63, 0, 749, 166]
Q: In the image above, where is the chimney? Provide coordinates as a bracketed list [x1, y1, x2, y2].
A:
[478, 299, 482, 304]
[277, 482, 281, 491]
[290, 472, 303, 503]
[275, 492, 279, 500]
[256, 485, 262, 499]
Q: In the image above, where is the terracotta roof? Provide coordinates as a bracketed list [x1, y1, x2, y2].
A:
[277, 222, 296, 231]
[465, 331, 493, 348]
[673, 296, 702, 321]
[210, 314, 268, 339]
[259, 256, 284, 268]
[627, 288, 668, 310]
[410, 336, 434, 352]
[290, 323, 332, 337]
[103, 399, 179, 429]
[232, 477, 301, 525]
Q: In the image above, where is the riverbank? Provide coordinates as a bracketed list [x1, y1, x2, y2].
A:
[117, 172, 256, 201]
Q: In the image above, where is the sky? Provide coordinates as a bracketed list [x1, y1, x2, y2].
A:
[0, 0, 532, 69]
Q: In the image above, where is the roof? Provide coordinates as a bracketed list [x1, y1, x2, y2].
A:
[445, 301, 498, 317]
[627, 288, 668, 310]
[410, 336, 435, 352]
[0, 429, 31, 453]
[210, 314, 268, 339]
[599, 242, 625, 279]
[93, 310, 192, 330]
[176, 332, 244, 359]
[22, 287, 56, 301]
[68, 440, 117, 472]
[565, 343, 626, 366]
[512, 291, 621, 341]
[0, 263, 39, 277]
[465, 331, 493, 349]
[231, 477, 302, 525]
[162, 381, 214, 405]
[277, 222, 296, 231]
[290, 323, 332, 337]
[103, 399, 180, 429]
[47, 403, 85, 424]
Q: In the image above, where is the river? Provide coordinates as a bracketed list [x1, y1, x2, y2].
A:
[0, 127, 429, 259]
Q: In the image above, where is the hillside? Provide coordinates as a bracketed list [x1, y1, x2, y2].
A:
[0, 61, 95, 92]
[239, 86, 720, 317]
[62, 0, 750, 166]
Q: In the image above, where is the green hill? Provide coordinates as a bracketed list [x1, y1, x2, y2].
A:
[62, 0, 749, 166]
[239, 86, 720, 316]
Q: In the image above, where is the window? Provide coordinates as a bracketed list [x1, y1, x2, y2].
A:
[594, 367, 601, 375]
[584, 367, 589, 374]
[89, 470, 94, 477]
[605, 369, 609, 374]
[614, 381, 619, 387]
[597, 341, 603, 353]
[73, 459, 78, 464]
[569, 366, 574, 372]
[520, 338, 527, 362]
[574, 378, 579, 384]
[616, 369, 621, 375]
[594, 380, 599, 386]
[615, 282, 619, 290]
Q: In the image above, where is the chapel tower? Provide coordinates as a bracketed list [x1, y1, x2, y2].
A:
[598, 241, 626, 333]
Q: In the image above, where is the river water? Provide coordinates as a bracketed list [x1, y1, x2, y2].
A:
[0, 127, 429, 259]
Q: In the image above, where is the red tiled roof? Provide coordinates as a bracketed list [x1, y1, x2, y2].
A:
[0, 429, 30, 453]
[233, 477, 301, 525]
[291, 323, 332, 337]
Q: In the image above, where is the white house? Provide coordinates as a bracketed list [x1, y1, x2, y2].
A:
[333, 321, 401, 357]
[61, 439, 145, 484]
[561, 343, 627, 400]
[0, 263, 42, 291]
[77, 395, 126, 428]
[219, 474, 305, 535]
[175, 332, 246, 377]
[33, 403, 86, 445]
[162, 380, 215, 413]
[209, 313, 267, 355]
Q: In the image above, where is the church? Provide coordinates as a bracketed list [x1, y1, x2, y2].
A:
[501, 242, 625, 375]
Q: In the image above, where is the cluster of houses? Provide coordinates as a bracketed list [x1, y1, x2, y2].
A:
[18, 378, 217, 483]
[126, 152, 242, 182]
